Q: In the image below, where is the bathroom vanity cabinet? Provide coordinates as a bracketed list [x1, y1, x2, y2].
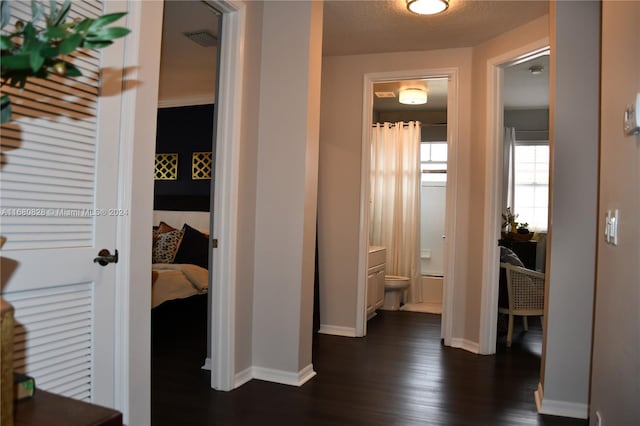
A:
[367, 247, 386, 318]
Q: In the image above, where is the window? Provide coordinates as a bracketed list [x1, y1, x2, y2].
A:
[513, 142, 549, 231]
[420, 142, 447, 183]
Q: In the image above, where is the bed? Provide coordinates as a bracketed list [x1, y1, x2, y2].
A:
[151, 211, 210, 308]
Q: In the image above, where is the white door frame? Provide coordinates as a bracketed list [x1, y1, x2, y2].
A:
[477, 39, 549, 355]
[357, 68, 460, 342]
[205, 0, 245, 391]
[116, 0, 246, 422]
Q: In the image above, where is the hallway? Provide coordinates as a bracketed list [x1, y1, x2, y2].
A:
[152, 298, 586, 425]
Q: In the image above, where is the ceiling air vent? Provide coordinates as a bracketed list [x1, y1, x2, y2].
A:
[183, 30, 218, 47]
[375, 91, 396, 98]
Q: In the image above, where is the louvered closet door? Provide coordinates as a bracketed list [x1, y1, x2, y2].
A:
[0, 1, 126, 407]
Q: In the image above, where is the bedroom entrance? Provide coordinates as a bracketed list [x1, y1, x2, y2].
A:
[479, 42, 550, 356]
[151, 0, 222, 410]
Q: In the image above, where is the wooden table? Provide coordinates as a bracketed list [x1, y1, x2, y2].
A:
[14, 390, 122, 426]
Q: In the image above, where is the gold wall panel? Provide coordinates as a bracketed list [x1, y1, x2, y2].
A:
[192, 152, 213, 180]
[154, 153, 178, 180]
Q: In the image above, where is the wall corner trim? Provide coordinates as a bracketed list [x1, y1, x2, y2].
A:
[234, 366, 253, 388]
[318, 325, 358, 337]
[251, 364, 317, 387]
[201, 357, 212, 371]
[535, 382, 589, 419]
[450, 338, 480, 354]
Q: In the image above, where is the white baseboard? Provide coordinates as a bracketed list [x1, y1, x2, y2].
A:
[318, 324, 357, 337]
[201, 357, 212, 371]
[535, 382, 589, 419]
[251, 364, 317, 387]
[450, 338, 480, 354]
[234, 366, 253, 388]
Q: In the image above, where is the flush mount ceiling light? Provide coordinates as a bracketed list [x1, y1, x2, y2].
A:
[407, 0, 449, 15]
[528, 65, 545, 75]
[399, 88, 427, 105]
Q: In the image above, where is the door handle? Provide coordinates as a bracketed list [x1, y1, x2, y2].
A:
[94, 249, 118, 266]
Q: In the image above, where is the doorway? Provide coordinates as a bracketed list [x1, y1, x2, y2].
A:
[358, 69, 460, 341]
[479, 42, 550, 355]
[151, 0, 221, 377]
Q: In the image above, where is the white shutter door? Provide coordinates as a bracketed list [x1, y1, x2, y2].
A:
[0, 0, 125, 406]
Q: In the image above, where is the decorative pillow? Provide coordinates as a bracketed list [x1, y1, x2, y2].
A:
[153, 221, 177, 246]
[499, 246, 525, 267]
[173, 223, 209, 269]
[152, 228, 184, 264]
[157, 221, 177, 233]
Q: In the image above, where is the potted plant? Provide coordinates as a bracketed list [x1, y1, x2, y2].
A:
[0, 0, 130, 124]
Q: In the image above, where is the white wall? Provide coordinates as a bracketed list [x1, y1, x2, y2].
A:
[251, 0, 322, 379]
[589, 1, 640, 425]
[233, 0, 263, 380]
[420, 183, 446, 276]
[537, 1, 599, 418]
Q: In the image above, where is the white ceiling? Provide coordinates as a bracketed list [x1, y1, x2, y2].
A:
[504, 54, 549, 109]
[159, 0, 549, 109]
[323, 0, 549, 56]
[158, 1, 220, 102]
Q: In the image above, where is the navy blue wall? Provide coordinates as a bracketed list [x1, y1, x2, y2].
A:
[154, 104, 215, 211]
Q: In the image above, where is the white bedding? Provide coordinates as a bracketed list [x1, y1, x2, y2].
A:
[152, 263, 208, 308]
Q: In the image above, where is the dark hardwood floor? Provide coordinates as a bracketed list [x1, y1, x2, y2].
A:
[152, 297, 587, 425]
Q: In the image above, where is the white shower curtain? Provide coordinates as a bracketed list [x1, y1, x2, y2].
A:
[369, 121, 421, 302]
[502, 127, 516, 227]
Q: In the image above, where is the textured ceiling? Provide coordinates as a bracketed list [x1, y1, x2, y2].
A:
[159, 0, 548, 109]
[322, 0, 549, 56]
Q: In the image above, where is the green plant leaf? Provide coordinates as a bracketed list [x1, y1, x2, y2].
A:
[88, 12, 126, 32]
[44, 25, 66, 40]
[87, 26, 131, 41]
[1, 0, 10, 30]
[82, 39, 112, 49]
[1, 94, 11, 124]
[40, 44, 59, 58]
[2, 53, 31, 70]
[51, 0, 71, 26]
[64, 61, 82, 77]
[20, 22, 37, 51]
[29, 44, 45, 71]
[74, 17, 92, 35]
[59, 33, 82, 55]
[0, 35, 12, 49]
[47, 0, 57, 25]
[31, 0, 44, 24]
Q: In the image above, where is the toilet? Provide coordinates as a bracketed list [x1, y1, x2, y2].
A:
[382, 275, 410, 310]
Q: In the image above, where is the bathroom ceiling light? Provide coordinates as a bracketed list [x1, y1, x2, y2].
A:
[399, 88, 427, 105]
[407, 0, 449, 15]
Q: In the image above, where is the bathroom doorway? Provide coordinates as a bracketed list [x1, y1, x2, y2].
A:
[358, 69, 460, 340]
[370, 78, 449, 314]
